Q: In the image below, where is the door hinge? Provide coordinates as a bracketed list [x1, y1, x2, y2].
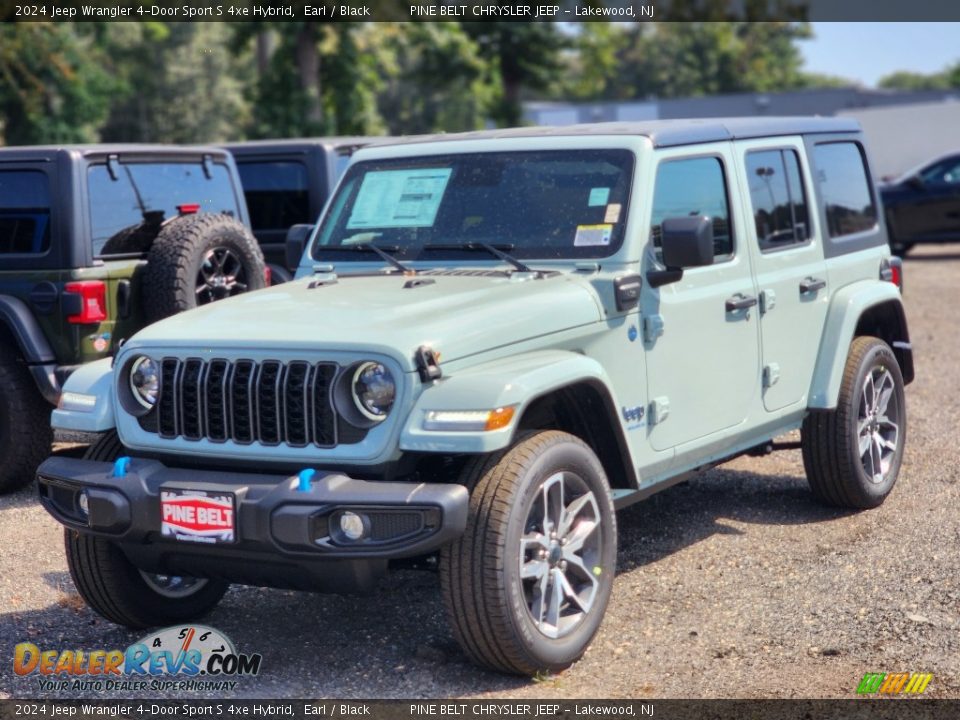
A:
[763, 363, 780, 388]
[649, 396, 670, 425]
[643, 314, 665, 343]
[759, 289, 776, 314]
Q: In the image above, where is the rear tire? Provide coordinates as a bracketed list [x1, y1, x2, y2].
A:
[65, 431, 229, 628]
[802, 336, 906, 509]
[143, 213, 265, 323]
[0, 340, 52, 494]
[440, 431, 617, 675]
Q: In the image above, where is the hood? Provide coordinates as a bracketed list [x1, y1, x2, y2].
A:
[128, 271, 603, 371]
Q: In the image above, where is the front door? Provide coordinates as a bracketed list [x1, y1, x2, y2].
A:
[641, 146, 761, 452]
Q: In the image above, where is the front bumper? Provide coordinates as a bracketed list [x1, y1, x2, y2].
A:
[37, 456, 469, 593]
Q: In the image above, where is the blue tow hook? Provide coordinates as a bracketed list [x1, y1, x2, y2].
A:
[297, 468, 316, 492]
[113, 457, 131, 478]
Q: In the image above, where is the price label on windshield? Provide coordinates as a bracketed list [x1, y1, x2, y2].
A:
[347, 168, 452, 229]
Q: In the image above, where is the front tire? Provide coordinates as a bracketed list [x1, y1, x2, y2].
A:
[440, 431, 617, 675]
[65, 431, 229, 628]
[802, 336, 906, 509]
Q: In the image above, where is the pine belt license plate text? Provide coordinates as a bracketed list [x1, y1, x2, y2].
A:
[160, 489, 235, 544]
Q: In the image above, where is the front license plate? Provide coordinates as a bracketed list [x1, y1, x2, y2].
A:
[160, 489, 235, 544]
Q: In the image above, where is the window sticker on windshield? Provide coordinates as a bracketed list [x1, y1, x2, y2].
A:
[574, 224, 613, 247]
[347, 168, 452, 229]
[604, 203, 622, 223]
[588, 187, 611, 206]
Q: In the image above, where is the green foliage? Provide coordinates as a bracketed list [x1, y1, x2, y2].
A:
[372, 23, 493, 135]
[463, 22, 569, 126]
[0, 23, 115, 145]
[97, 23, 250, 144]
[879, 70, 951, 91]
[0, 20, 900, 145]
[608, 22, 814, 100]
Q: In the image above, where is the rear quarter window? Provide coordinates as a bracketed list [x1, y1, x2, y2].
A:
[0, 170, 51, 255]
[813, 142, 877, 238]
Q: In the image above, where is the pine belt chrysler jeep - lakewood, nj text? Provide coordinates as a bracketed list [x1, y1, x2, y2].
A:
[38, 118, 912, 676]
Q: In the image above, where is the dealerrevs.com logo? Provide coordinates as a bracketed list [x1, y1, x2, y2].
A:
[14, 625, 262, 692]
[856, 672, 933, 695]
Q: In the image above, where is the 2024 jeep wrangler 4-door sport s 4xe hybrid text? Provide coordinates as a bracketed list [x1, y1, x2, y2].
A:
[39, 118, 912, 676]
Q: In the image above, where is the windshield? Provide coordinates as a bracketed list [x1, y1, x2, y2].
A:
[89, 162, 242, 257]
[311, 150, 634, 262]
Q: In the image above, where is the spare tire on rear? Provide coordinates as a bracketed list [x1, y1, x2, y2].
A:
[142, 213, 266, 323]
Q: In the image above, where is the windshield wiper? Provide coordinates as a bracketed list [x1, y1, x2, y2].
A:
[422, 242, 537, 275]
[320, 243, 414, 274]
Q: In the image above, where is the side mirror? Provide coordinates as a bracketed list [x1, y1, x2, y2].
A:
[648, 216, 714, 288]
[285, 224, 314, 270]
[661, 216, 714, 268]
[906, 174, 925, 190]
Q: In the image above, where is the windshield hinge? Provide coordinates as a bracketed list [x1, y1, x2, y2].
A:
[415, 346, 442, 383]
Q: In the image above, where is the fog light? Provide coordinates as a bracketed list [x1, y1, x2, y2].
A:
[339, 511, 367, 541]
[77, 491, 89, 516]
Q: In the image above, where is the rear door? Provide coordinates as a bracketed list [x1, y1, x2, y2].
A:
[734, 138, 829, 412]
[0, 163, 66, 361]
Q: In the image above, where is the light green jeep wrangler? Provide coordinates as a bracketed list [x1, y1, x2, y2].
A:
[38, 118, 912, 676]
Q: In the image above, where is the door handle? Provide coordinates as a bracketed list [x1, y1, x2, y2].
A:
[725, 293, 758, 312]
[800, 276, 826, 294]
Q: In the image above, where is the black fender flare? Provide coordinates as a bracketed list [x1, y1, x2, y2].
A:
[0, 295, 60, 404]
[0, 296, 55, 364]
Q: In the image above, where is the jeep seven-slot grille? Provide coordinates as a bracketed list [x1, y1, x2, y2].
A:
[154, 358, 340, 447]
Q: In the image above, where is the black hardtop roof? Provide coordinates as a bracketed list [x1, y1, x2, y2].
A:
[0, 144, 233, 163]
[222, 137, 386, 156]
[372, 116, 861, 150]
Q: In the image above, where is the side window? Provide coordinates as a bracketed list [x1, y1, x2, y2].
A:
[236, 161, 311, 233]
[0, 170, 51, 255]
[813, 142, 877, 238]
[651, 156, 733, 262]
[920, 156, 960, 185]
[745, 149, 810, 252]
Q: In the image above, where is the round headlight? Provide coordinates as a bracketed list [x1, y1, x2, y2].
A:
[351, 362, 395, 422]
[129, 356, 160, 410]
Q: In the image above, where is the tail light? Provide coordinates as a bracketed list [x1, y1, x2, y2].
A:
[64, 281, 107, 324]
[177, 203, 201, 215]
[880, 257, 903, 292]
[264, 266, 272, 286]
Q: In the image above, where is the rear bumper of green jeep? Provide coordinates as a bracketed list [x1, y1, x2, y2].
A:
[37, 456, 469, 593]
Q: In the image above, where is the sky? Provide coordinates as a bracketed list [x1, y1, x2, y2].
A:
[801, 23, 960, 87]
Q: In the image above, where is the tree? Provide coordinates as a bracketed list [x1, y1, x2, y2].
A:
[0, 24, 114, 145]
[611, 22, 814, 100]
[230, 23, 384, 139]
[462, 23, 568, 126]
[879, 70, 951, 91]
[372, 22, 493, 135]
[95, 23, 250, 144]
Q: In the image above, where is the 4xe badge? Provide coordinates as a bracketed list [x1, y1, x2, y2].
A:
[161, 490, 235, 543]
[14, 625, 262, 693]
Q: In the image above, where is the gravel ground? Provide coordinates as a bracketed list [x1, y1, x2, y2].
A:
[2, 245, 958, 700]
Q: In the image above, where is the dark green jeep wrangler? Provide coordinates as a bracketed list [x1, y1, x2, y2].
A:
[0, 145, 264, 493]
